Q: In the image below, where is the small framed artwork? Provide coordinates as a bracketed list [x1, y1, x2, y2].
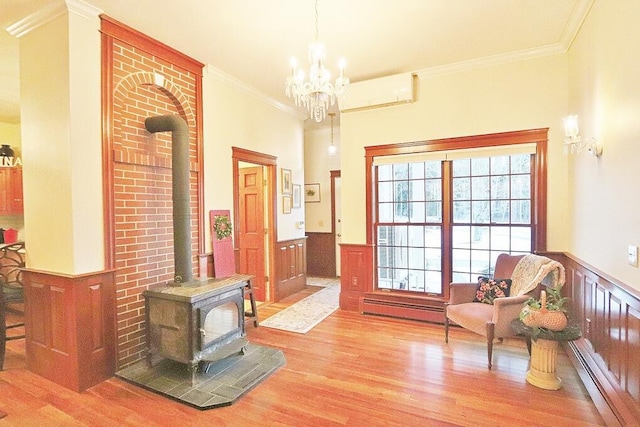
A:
[292, 184, 301, 208]
[281, 168, 292, 194]
[283, 195, 292, 214]
[304, 183, 321, 203]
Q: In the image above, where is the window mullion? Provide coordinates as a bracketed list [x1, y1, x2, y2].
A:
[442, 161, 453, 300]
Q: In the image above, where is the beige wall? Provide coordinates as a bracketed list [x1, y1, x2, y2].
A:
[19, 8, 103, 274]
[304, 126, 340, 233]
[567, 1, 640, 290]
[0, 122, 21, 150]
[202, 67, 305, 250]
[340, 54, 570, 249]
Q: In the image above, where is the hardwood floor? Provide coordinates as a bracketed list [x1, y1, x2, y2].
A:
[0, 285, 604, 426]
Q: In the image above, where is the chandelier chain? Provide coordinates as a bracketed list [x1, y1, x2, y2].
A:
[314, 0, 319, 41]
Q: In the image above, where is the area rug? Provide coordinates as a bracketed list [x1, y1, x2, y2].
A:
[306, 276, 340, 287]
[260, 283, 340, 333]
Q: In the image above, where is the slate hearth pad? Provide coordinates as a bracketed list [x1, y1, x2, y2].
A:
[115, 343, 285, 410]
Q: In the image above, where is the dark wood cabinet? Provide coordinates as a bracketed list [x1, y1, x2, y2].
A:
[0, 167, 23, 215]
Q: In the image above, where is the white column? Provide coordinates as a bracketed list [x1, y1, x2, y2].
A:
[8, 0, 104, 274]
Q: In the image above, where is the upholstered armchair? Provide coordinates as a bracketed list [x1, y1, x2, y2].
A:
[444, 253, 565, 370]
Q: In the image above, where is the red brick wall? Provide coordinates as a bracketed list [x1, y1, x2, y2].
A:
[103, 19, 203, 367]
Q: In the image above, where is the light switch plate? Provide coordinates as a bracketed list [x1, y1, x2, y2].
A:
[628, 245, 638, 267]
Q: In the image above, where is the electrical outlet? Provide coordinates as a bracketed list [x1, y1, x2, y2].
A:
[628, 245, 638, 267]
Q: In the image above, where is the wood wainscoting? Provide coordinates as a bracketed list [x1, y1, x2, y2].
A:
[544, 252, 640, 425]
[274, 237, 306, 302]
[340, 244, 444, 323]
[22, 268, 116, 392]
[339, 246, 640, 423]
[305, 232, 335, 277]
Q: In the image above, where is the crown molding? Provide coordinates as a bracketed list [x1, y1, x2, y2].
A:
[66, 0, 103, 21]
[5, 1, 65, 38]
[416, 43, 566, 79]
[416, 0, 594, 80]
[5, 0, 102, 39]
[204, 65, 307, 120]
[559, 0, 596, 51]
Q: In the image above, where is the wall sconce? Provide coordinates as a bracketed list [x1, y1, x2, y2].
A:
[563, 115, 603, 157]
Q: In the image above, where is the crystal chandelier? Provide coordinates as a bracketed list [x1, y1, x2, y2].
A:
[285, 0, 349, 122]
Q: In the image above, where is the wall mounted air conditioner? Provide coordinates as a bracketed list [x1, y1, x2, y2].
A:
[339, 73, 415, 112]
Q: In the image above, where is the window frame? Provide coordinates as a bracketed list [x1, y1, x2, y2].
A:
[365, 129, 548, 300]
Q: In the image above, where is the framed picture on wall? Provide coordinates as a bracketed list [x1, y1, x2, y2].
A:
[292, 184, 301, 208]
[304, 183, 320, 203]
[283, 195, 292, 214]
[281, 168, 292, 194]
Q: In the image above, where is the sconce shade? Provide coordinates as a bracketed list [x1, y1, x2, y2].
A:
[562, 114, 602, 157]
[563, 115, 579, 138]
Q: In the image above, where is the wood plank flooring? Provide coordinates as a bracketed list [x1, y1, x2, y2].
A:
[0, 284, 605, 426]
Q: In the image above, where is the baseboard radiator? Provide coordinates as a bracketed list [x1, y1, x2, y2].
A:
[360, 294, 445, 324]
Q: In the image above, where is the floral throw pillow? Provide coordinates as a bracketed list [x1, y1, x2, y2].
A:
[473, 276, 512, 305]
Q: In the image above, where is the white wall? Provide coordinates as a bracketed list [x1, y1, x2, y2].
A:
[304, 126, 340, 233]
[201, 67, 306, 250]
[567, 0, 640, 291]
[19, 6, 104, 274]
[0, 122, 21, 149]
[340, 54, 570, 249]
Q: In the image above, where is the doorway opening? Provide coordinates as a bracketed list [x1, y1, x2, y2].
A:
[232, 147, 277, 303]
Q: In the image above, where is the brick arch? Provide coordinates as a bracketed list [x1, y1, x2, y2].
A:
[109, 67, 200, 367]
[113, 71, 194, 126]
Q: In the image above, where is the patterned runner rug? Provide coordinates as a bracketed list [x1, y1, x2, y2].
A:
[260, 281, 340, 333]
[306, 276, 340, 287]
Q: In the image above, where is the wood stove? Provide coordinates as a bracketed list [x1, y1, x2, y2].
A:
[143, 274, 252, 383]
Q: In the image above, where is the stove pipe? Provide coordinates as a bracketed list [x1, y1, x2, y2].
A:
[144, 114, 192, 284]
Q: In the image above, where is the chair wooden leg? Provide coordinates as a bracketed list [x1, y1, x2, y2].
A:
[244, 279, 259, 328]
[486, 323, 495, 370]
[444, 316, 449, 343]
[444, 304, 449, 343]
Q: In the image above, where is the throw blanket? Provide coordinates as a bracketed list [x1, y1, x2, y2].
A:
[510, 254, 566, 296]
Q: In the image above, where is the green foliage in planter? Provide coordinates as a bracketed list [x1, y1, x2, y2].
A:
[519, 284, 571, 340]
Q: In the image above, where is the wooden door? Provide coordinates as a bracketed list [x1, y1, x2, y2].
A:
[238, 166, 266, 301]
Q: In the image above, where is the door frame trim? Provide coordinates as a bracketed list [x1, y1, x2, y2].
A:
[232, 147, 277, 302]
[330, 170, 341, 276]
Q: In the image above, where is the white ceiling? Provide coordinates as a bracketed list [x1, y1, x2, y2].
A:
[0, 0, 589, 127]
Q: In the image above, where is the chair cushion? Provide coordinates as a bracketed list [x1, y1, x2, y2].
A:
[446, 302, 494, 336]
[473, 277, 512, 304]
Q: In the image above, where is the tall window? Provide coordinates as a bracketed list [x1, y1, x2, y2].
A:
[450, 154, 531, 282]
[372, 135, 543, 297]
[377, 161, 443, 293]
